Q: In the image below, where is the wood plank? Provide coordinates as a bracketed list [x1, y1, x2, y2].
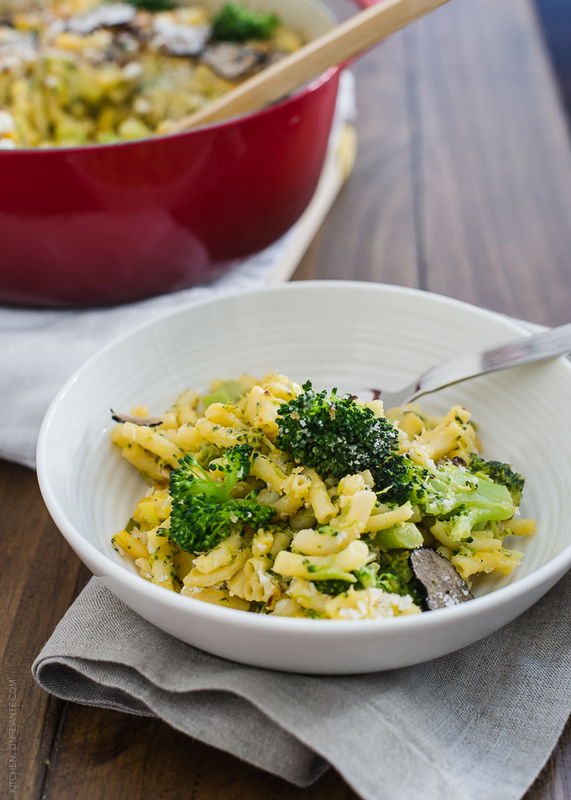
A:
[0, 459, 91, 799]
[293, 23, 419, 285]
[525, 716, 571, 800]
[42, 704, 360, 800]
[412, 0, 571, 324]
[300, 0, 571, 325]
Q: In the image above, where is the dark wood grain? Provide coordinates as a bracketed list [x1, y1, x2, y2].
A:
[525, 717, 571, 800]
[0, 460, 91, 799]
[296, 0, 571, 328]
[293, 26, 419, 286]
[414, 0, 571, 324]
[5, 0, 571, 797]
[42, 704, 360, 800]
[293, 2, 419, 286]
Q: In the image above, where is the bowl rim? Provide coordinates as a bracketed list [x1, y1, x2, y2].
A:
[36, 280, 571, 638]
[0, 0, 341, 156]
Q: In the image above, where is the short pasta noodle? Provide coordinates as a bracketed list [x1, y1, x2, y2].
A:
[111, 372, 535, 619]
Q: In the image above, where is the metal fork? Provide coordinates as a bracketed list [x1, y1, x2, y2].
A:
[377, 322, 571, 409]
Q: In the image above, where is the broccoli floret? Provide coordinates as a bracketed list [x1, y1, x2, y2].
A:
[202, 379, 249, 410]
[353, 563, 382, 589]
[169, 444, 274, 554]
[313, 565, 377, 597]
[313, 578, 353, 596]
[421, 462, 515, 541]
[314, 553, 422, 604]
[373, 454, 430, 506]
[275, 381, 400, 480]
[468, 454, 525, 505]
[374, 521, 424, 550]
[375, 459, 514, 545]
[377, 550, 423, 606]
[374, 456, 515, 541]
[126, 0, 175, 11]
[194, 440, 223, 469]
[304, 608, 328, 619]
[212, 3, 279, 41]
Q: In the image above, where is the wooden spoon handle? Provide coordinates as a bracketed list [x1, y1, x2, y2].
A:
[167, 0, 451, 133]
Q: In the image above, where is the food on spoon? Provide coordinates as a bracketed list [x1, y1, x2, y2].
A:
[0, 1, 303, 147]
[110, 374, 536, 618]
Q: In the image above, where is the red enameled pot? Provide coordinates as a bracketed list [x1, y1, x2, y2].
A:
[0, 0, 373, 307]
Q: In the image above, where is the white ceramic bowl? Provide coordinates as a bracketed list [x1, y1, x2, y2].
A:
[37, 282, 571, 674]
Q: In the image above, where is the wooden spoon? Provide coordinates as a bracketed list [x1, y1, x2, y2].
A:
[166, 0, 452, 133]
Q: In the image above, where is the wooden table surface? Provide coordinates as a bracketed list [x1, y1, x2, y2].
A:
[4, 0, 571, 797]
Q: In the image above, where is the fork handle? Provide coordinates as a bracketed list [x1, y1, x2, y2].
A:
[404, 322, 571, 403]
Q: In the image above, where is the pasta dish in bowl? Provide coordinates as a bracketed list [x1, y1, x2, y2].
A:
[109, 373, 535, 619]
[36, 281, 571, 673]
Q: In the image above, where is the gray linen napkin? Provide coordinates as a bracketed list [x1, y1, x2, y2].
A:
[33, 573, 571, 800]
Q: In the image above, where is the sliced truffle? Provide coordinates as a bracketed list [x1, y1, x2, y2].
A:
[201, 42, 262, 80]
[67, 4, 136, 35]
[151, 19, 210, 56]
[111, 409, 163, 427]
[409, 548, 474, 610]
